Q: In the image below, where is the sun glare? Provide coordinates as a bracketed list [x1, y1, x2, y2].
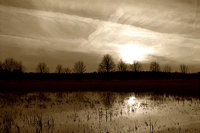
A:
[118, 43, 152, 64]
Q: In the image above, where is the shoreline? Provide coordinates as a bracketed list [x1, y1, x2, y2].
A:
[0, 79, 199, 96]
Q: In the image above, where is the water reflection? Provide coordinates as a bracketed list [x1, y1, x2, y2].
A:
[125, 96, 141, 113]
[127, 96, 136, 105]
[0, 92, 200, 133]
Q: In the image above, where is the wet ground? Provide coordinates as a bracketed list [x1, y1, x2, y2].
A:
[0, 91, 200, 133]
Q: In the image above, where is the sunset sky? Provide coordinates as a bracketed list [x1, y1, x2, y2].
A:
[0, 0, 200, 72]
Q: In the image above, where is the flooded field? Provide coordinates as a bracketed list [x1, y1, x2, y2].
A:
[0, 91, 200, 133]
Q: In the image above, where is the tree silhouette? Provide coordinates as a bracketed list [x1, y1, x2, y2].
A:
[16, 61, 25, 73]
[150, 61, 160, 72]
[36, 62, 49, 73]
[64, 67, 71, 74]
[131, 61, 142, 72]
[180, 64, 188, 74]
[117, 60, 128, 72]
[98, 54, 115, 72]
[163, 65, 171, 73]
[73, 61, 86, 73]
[0, 60, 2, 72]
[2, 58, 16, 72]
[1, 58, 24, 73]
[55, 65, 64, 73]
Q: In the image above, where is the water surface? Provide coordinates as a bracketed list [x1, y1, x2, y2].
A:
[0, 91, 200, 133]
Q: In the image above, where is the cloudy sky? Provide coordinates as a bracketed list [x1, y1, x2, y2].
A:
[0, 0, 200, 72]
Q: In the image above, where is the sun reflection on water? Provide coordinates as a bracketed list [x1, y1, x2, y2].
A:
[126, 96, 141, 113]
[128, 96, 136, 105]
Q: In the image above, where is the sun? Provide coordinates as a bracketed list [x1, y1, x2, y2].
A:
[118, 43, 152, 64]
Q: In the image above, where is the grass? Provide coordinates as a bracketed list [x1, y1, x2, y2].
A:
[0, 92, 200, 133]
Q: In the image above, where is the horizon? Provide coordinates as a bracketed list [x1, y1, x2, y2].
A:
[0, 56, 199, 73]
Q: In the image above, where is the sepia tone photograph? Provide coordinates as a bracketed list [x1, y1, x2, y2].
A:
[0, 0, 200, 132]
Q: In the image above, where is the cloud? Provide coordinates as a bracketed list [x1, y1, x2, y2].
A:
[0, 0, 200, 72]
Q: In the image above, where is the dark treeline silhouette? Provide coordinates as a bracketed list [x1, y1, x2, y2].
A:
[0, 58, 24, 73]
[73, 61, 86, 74]
[0, 55, 199, 80]
[117, 59, 128, 72]
[36, 62, 49, 73]
[0, 56, 199, 96]
[98, 54, 115, 72]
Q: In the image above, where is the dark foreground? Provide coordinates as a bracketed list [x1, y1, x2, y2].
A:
[0, 79, 199, 96]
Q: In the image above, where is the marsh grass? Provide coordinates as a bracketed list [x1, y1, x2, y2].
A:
[0, 92, 200, 133]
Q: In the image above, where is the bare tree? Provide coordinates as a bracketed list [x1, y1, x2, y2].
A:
[179, 64, 188, 74]
[163, 65, 171, 73]
[117, 60, 128, 72]
[55, 65, 64, 73]
[73, 61, 86, 73]
[131, 61, 142, 72]
[150, 61, 160, 72]
[2, 58, 17, 72]
[64, 67, 71, 74]
[1, 58, 25, 72]
[36, 62, 49, 73]
[98, 54, 115, 72]
[16, 61, 25, 72]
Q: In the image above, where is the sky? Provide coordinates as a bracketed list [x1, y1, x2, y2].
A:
[0, 0, 200, 72]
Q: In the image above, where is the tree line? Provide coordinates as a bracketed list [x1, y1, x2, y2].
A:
[0, 54, 190, 74]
